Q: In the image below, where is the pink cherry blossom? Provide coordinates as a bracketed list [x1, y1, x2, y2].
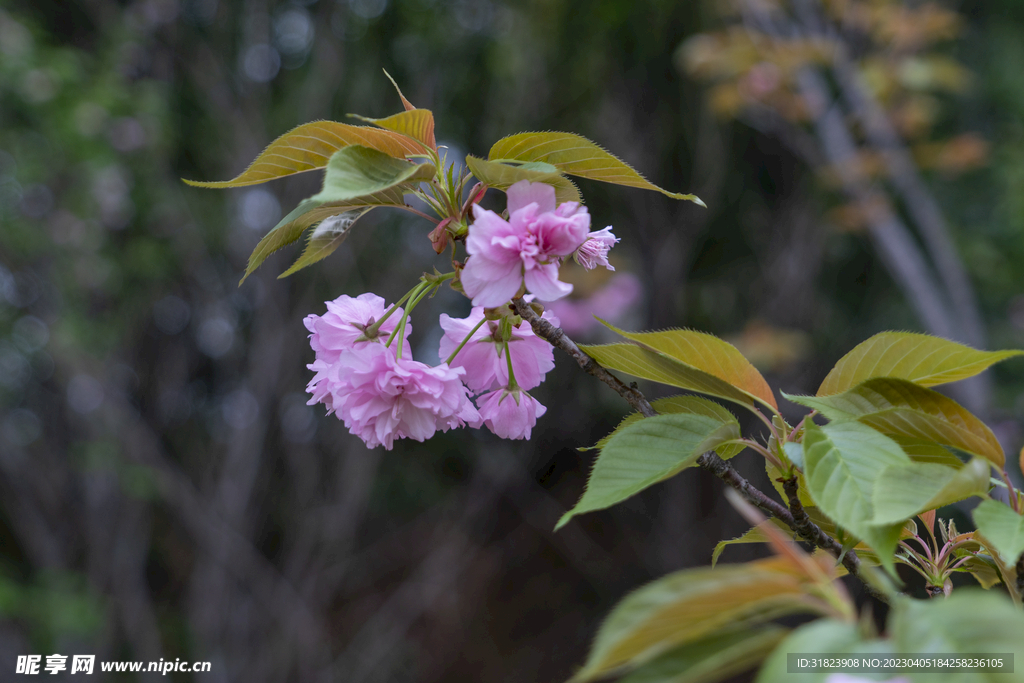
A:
[476, 387, 546, 440]
[304, 293, 410, 364]
[307, 343, 481, 450]
[460, 180, 590, 307]
[573, 226, 619, 271]
[438, 306, 558, 392]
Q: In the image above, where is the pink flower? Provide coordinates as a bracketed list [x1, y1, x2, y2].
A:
[438, 307, 557, 392]
[477, 387, 546, 440]
[544, 272, 643, 336]
[573, 227, 618, 270]
[461, 181, 590, 307]
[304, 293, 409, 364]
[307, 343, 481, 450]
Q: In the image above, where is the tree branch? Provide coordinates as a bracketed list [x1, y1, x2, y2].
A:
[511, 298, 655, 417]
[514, 297, 889, 604]
[783, 476, 820, 547]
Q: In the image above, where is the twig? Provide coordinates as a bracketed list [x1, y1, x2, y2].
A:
[783, 476, 820, 548]
[511, 298, 655, 417]
[515, 298, 889, 604]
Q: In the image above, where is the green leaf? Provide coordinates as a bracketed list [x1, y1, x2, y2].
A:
[311, 145, 435, 204]
[890, 590, 1024, 682]
[572, 557, 823, 682]
[755, 620, 891, 683]
[578, 343, 758, 409]
[600, 322, 778, 411]
[557, 409, 740, 530]
[241, 188, 405, 283]
[586, 395, 744, 459]
[801, 421, 910, 573]
[618, 626, 788, 683]
[464, 155, 581, 204]
[350, 108, 437, 150]
[817, 332, 1024, 397]
[787, 378, 1005, 466]
[973, 499, 1024, 564]
[782, 441, 804, 469]
[872, 458, 990, 524]
[278, 207, 374, 278]
[488, 131, 705, 205]
[183, 121, 430, 188]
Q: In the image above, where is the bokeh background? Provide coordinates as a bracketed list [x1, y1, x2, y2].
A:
[2, 0, 1024, 680]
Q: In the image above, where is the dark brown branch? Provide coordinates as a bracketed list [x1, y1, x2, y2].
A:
[1016, 553, 1024, 596]
[515, 297, 889, 604]
[783, 476, 820, 548]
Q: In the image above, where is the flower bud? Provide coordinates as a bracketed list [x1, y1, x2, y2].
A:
[429, 217, 453, 254]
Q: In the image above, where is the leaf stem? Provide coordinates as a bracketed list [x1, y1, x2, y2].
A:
[367, 285, 419, 339]
[1000, 470, 1021, 513]
[787, 411, 817, 442]
[385, 282, 428, 349]
[742, 438, 783, 469]
[396, 203, 440, 225]
[444, 317, 489, 366]
[748, 405, 782, 445]
[504, 338, 519, 391]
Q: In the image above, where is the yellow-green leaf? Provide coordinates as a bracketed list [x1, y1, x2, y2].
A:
[557, 409, 740, 530]
[618, 626, 788, 683]
[600, 321, 778, 411]
[973, 499, 1024, 564]
[241, 188, 405, 283]
[585, 395, 744, 459]
[350, 108, 437, 150]
[489, 131, 705, 205]
[279, 207, 375, 278]
[711, 508, 912, 569]
[183, 121, 430, 188]
[872, 458, 990, 524]
[817, 332, 1024, 396]
[712, 507, 837, 567]
[953, 553, 1002, 589]
[572, 557, 824, 682]
[578, 343, 758, 408]
[464, 155, 581, 204]
[787, 378, 1005, 467]
[383, 68, 416, 112]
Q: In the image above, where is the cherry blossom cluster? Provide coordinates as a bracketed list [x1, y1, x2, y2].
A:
[304, 181, 618, 450]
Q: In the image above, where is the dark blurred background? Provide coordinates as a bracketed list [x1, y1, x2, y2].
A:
[2, 0, 1024, 680]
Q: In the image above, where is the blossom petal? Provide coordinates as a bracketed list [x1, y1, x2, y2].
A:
[462, 255, 523, 308]
[507, 180, 556, 215]
[524, 263, 573, 302]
